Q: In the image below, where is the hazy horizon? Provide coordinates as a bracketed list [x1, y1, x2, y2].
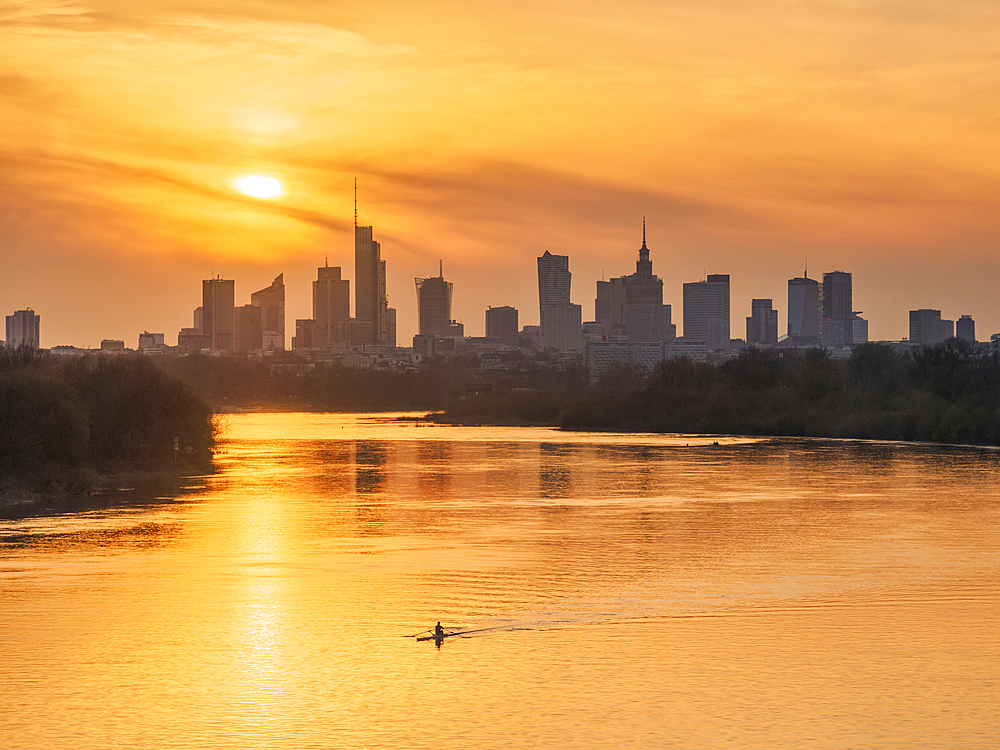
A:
[3, 1, 999, 347]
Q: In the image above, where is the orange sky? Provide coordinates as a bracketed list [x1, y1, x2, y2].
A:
[2, 0, 999, 346]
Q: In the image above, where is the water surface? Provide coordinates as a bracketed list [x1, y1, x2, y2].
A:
[2, 413, 999, 748]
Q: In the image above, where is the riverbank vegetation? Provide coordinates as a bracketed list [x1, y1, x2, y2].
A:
[0, 349, 216, 498]
[557, 341, 1000, 444]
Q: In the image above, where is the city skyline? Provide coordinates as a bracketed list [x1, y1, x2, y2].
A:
[3, 2, 999, 346]
[1, 229, 988, 350]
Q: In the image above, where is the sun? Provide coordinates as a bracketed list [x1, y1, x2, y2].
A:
[236, 175, 282, 199]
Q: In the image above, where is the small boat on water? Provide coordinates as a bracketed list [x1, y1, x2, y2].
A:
[416, 630, 462, 642]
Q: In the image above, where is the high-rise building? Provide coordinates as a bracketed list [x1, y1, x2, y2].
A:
[595, 223, 674, 343]
[5, 309, 39, 349]
[852, 312, 869, 345]
[909, 309, 953, 345]
[313, 264, 350, 349]
[787, 275, 821, 343]
[683, 274, 730, 352]
[822, 271, 853, 348]
[956, 315, 975, 343]
[354, 224, 395, 346]
[251, 274, 285, 351]
[486, 306, 519, 348]
[537, 251, 583, 351]
[746, 299, 779, 347]
[537, 251, 571, 309]
[415, 262, 454, 337]
[202, 277, 235, 352]
[234, 304, 262, 352]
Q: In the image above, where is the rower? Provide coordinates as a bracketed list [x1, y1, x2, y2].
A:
[435, 622, 445, 639]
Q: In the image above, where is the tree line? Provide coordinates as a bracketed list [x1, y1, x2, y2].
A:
[557, 341, 1000, 444]
[0, 348, 216, 493]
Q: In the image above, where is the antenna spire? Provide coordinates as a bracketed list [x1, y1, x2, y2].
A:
[805, 256, 808, 279]
[439, 259, 443, 278]
[643, 216, 646, 245]
[354, 178, 357, 228]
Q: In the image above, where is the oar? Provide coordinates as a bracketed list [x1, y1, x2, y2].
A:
[402, 629, 433, 638]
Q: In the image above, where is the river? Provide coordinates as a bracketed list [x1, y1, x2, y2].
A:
[2, 412, 999, 748]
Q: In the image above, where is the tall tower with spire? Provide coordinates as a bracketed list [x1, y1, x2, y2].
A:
[594, 220, 674, 342]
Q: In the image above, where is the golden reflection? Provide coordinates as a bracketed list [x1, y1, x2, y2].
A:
[6, 414, 996, 749]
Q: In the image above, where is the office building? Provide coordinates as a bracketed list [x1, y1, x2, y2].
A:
[486, 306, 519, 348]
[956, 315, 975, 343]
[415, 262, 455, 337]
[5, 309, 39, 349]
[595, 222, 674, 343]
[683, 274, 730, 352]
[537, 251, 583, 351]
[251, 274, 285, 351]
[202, 277, 235, 352]
[909, 309, 953, 345]
[137, 331, 165, 353]
[852, 312, 869, 345]
[355, 224, 395, 346]
[822, 271, 853, 348]
[787, 275, 821, 343]
[313, 264, 351, 349]
[746, 299, 779, 347]
[234, 304, 262, 352]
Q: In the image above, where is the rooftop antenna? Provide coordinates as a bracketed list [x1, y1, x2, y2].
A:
[354, 178, 358, 228]
[439, 259, 443, 278]
[805, 256, 808, 279]
[643, 216, 646, 245]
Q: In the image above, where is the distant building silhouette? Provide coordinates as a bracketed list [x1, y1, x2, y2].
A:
[956, 315, 975, 343]
[683, 274, 730, 352]
[5, 309, 39, 349]
[202, 277, 235, 352]
[138, 331, 165, 354]
[822, 271, 853, 348]
[537, 251, 582, 351]
[355, 224, 395, 346]
[852, 312, 869, 345]
[415, 261, 457, 337]
[486, 306, 519, 348]
[313, 264, 350, 349]
[909, 309, 953, 345]
[235, 304, 262, 352]
[787, 275, 821, 343]
[595, 221, 674, 343]
[251, 274, 285, 350]
[101, 339, 124, 352]
[746, 299, 778, 347]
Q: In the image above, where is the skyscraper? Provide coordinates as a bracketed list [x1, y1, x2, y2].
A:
[537, 251, 582, 351]
[415, 262, 454, 337]
[683, 274, 730, 351]
[202, 277, 235, 352]
[6, 309, 40, 349]
[251, 274, 285, 351]
[486, 306, 519, 348]
[313, 264, 350, 349]
[595, 222, 674, 342]
[909, 309, 953, 345]
[956, 315, 975, 343]
[787, 275, 821, 342]
[822, 271, 853, 348]
[234, 304, 262, 352]
[746, 299, 778, 347]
